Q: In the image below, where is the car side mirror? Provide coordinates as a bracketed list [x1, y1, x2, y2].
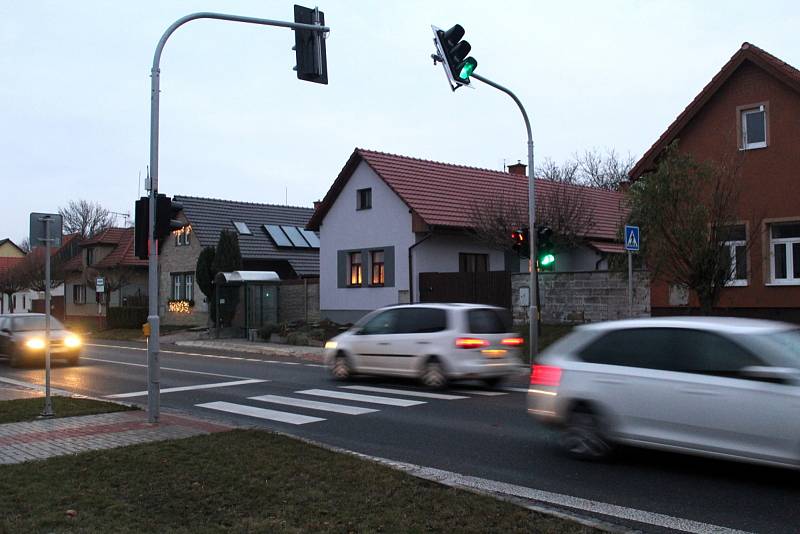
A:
[740, 366, 800, 385]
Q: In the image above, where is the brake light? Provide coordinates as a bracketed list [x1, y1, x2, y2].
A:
[455, 338, 490, 349]
[530, 364, 562, 387]
[501, 337, 524, 346]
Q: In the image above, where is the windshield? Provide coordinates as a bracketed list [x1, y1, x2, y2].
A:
[12, 316, 65, 332]
[736, 329, 800, 369]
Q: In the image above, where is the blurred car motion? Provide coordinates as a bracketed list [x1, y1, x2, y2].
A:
[324, 304, 524, 388]
[528, 317, 800, 468]
[0, 313, 82, 367]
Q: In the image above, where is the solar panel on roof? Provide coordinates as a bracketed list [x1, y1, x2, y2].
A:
[280, 225, 310, 248]
[233, 221, 251, 235]
[264, 225, 293, 247]
[299, 229, 320, 248]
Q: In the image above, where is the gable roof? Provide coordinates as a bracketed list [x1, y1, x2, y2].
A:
[0, 239, 26, 256]
[175, 196, 319, 277]
[307, 149, 626, 242]
[63, 227, 145, 272]
[630, 42, 800, 180]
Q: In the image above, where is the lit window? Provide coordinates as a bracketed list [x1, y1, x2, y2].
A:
[357, 188, 372, 210]
[770, 222, 800, 284]
[371, 250, 385, 286]
[233, 221, 251, 235]
[349, 252, 362, 286]
[741, 106, 767, 149]
[720, 224, 747, 287]
[174, 226, 191, 246]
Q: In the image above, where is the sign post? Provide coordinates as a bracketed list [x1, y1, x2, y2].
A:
[624, 225, 640, 317]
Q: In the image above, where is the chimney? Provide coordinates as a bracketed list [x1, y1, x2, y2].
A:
[507, 161, 527, 176]
[313, 200, 321, 210]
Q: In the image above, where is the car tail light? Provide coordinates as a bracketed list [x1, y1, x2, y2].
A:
[501, 337, 524, 346]
[455, 337, 490, 349]
[530, 364, 562, 387]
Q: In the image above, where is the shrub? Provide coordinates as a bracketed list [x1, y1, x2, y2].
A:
[257, 323, 281, 340]
[285, 332, 310, 346]
[107, 307, 148, 329]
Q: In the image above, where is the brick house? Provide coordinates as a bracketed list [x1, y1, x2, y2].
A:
[630, 42, 800, 320]
[159, 196, 319, 327]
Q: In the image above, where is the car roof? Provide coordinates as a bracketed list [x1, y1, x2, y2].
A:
[576, 316, 797, 335]
[380, 303, 503, 311]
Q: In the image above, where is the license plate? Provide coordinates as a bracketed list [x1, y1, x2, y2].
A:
[481, 349, 507, 358]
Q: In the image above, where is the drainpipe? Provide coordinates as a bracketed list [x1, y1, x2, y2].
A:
[408, 232, 433, 304]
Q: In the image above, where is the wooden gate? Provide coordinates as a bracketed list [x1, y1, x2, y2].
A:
[418, 271, 511, 309]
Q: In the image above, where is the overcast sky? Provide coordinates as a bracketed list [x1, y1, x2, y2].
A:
[2, 0, 799, 243]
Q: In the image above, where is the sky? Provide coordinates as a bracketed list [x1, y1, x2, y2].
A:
[2, 0, 799, 243]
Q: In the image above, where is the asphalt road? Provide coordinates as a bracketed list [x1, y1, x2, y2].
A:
[2, 341, 798, 534]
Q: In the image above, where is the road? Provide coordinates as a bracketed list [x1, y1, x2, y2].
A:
[2, 341, 798, 534]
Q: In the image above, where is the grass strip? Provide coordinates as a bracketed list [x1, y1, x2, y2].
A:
[0, 429, 599, 533]
[0, 397, 135, 424]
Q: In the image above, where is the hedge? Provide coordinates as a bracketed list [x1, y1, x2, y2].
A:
[107, 307, 149, 329]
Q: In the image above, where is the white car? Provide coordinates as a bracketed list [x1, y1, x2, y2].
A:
[324, 304, 524, 388]
[528, 317, 800, 469]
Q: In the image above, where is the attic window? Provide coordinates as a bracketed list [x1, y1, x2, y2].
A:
[233, 221, 251, 235]
[741, 105, 767, 150]
[357, 188, 372, 210]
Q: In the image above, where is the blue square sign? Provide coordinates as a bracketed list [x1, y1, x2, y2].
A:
[624, 225, 640, 252]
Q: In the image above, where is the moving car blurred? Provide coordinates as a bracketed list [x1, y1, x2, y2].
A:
[528, 317, 800, 468]
[0, 313, 82, 367]
[324, 304, 524, 388]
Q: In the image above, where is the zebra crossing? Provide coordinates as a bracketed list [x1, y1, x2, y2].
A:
[196, 384, 511, 426]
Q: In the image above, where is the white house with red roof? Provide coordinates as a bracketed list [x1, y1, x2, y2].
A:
[307, 149, 627, 323]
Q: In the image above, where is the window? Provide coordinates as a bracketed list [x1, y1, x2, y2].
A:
[459, 253, 488, 273]
[185, 273, 194, 301]
[86, 248, 94, 266]
[232, 221, 251, 235]
[73, 284, 86, 305]
[770, 222, 800, 284]
[395, 308, 448, 334]
[371, 250, 385, 286]
[175, 226, 191, 246]
[468, 309, 511, 334]
[720, 224, 747, 286]
[357, 188, 372, 210]
[359, 310, 398, 335]
[172, 273, 184, 299]
[741, 105, 767, 149]
[579, 328, 680, 371]
[348, 252, 362, 286]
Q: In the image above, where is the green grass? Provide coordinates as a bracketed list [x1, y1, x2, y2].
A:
[0, 430, 599, 534]
[87, 328, 145, 341]
[0, 397, 135, 424]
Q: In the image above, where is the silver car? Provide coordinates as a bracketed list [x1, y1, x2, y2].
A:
[528, 317, 800, 468]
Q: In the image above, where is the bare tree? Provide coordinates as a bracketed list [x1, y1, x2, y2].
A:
[58, 200, 116, 238]
[15, 249, 64, 292]
[0, 262, 26, 313]
[18, 238, 31, 253]
[537, 148, 635, 191]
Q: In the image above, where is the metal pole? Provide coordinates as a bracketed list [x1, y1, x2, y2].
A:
[472, 73, 538, 360]
[42, 217, 53, 417]
[628, 251, 633, 317]
[146, 11, 329, 423]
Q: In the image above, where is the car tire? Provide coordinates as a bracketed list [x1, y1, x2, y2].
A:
[560, 406, 613, 461]
[482, 376, 504, 389]
[331, 353, 352, 381]
[420, 359, 447, 389]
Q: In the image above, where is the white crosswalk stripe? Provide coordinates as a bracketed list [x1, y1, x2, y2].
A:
[341, 385, 468, 400]
[451, 389, 509, 396]
[296, 389, 425, 407]
[250, 394, 378, 415]
[197, 401, 325, 425]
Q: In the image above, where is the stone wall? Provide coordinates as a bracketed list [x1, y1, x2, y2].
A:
[279, 278, 320, 324]
[511, 270, 650, 325]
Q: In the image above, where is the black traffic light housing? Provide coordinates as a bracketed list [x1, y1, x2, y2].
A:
[432, 24, 478, 90]
[134, 194, 186, 260]
[293, 5, 327, 84]
[134, 196, 149, 260]
[537, 226, 555, 270]
[511, 228, 529, 257]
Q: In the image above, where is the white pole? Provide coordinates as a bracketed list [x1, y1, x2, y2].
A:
[628, 251, 633, 317]
[42, 216, 53, 417]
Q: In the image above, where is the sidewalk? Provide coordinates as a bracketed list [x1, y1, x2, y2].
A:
[175, 339, 325, 362]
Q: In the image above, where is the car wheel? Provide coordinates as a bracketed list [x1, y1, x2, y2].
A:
[331, 353, 352, 380]
[482, 376, 504, 389]
[561, 406, 613, 460]
[420, 359, 447, 389]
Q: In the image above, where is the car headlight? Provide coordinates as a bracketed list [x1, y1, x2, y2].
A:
[324, 341, 338, 350]
[25, 338, 46, 350]
[65, 335, 81, 348]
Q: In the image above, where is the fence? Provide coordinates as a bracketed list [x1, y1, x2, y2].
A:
[418, 271, 512, 309]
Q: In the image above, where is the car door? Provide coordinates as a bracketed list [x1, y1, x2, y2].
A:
[349, 310, 400, 373]
[388, 308, 449, 376]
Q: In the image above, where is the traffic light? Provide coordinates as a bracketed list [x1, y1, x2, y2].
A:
[537, 226, 555, 270]
[293, 5, 328, 85]
[432, 24, 478, 90]
[134, 196, 149, 260]
[511, 228, 529, 257]
[155, 194, 185, 241]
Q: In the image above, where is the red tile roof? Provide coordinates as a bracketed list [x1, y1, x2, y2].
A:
[81, 227, 130, 246]
[0, 257, 23, 277]
[308, 149, 626, 242]
[62, 228, 145, 272]
[630, 42, 800, 180]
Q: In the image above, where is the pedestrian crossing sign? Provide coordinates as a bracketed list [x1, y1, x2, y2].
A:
[625, 225, 640, 252]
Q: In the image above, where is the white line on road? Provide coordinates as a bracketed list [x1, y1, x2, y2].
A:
[0, 375, 73, 396]
[451, 389, 509, 396]
[87, 344, 311, 366]
[304, 364, 327, 368]
[503, 387, 530, 393]
[106, 379, 267, 399]
[197, 401, 325, 425]
[83, 357, 257, 380]
[262, 360, 301, 365]
[250, 394, 378, 415]
[296, 389, 425, 407]
[341, 385, 468, 400]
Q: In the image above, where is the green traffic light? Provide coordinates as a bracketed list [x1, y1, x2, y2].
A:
[458, 57, 477, 80]
[540, 253, 555, 266]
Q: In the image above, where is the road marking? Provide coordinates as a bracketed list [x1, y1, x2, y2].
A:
[87, 343, 310, 366]
[197, 401, 324, 425]
[304, 364, 327, 368]
[296, 389, 425, 407]
[106, 379, 266, 399]
[0, 375, 73, 396]
[503, 387, 530, 393]
[451, 389, 508, 396]
[262, 360, 301, 365]
[341, 385, 468, 400]
[83, 357, 256, 380]
[250, 394, 378, 415]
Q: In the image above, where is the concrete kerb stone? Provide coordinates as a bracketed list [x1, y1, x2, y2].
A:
[174, 340, 324, 363]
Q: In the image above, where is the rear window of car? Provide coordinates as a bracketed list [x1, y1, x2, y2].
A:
[467, 309, 510, 334]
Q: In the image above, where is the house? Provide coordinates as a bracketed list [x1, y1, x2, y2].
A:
[0, 239, 26, 258]
[307, 149, 626, 323]
[159, 196, 319, 327]
[62, 227, 147, 326]
[630, 42, 800, 320]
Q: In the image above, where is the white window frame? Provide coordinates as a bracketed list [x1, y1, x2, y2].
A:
[185, 273, 194, 301]
[73, 284, 86, 305]
[770, 229, 800, 285]
[172, 273, 183, 299]
[741, 106, 767, 150]
[724, 240, 748, 287]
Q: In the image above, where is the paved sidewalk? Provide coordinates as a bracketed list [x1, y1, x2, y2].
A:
[175, 339, 324, 362]
[0, 410, 231, 465]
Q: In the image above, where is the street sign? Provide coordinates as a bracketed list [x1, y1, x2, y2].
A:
[624, 225, 640, 252]
[96, 278, 105, 293]
[29, 213, 63, 248]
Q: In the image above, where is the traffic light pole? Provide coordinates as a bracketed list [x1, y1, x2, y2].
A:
[146, 12, 329, 423]
[471, 73, 538, 361]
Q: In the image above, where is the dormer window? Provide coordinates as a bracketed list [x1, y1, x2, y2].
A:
[740, 104, 767, 150]
[357, 188, 372, 210]
[86, 248, 94, 266]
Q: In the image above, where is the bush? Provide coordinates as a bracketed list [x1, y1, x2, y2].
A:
[257, 323, 281, 340]
[107, 307, 149, 329]
[285, 332, 310, 346]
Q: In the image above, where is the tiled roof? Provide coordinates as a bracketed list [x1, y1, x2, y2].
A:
[0, 257, 23, 277]
[630, 42, 800, 180]
[81, 227, 129, 246]
[63, 228, 145, 272]
[308, 149, 626, 242]
[175, 196, 319, 277]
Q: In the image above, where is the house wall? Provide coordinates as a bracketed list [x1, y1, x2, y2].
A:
[649, 60, 800, 318]
[319, 161, 414, 323]
[555, 245, 608, 271]
[279, 278, 321, 323]
[0, 241, 25, 258]
[159, 218, 208, 327]
[64, 271, 148, 323]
